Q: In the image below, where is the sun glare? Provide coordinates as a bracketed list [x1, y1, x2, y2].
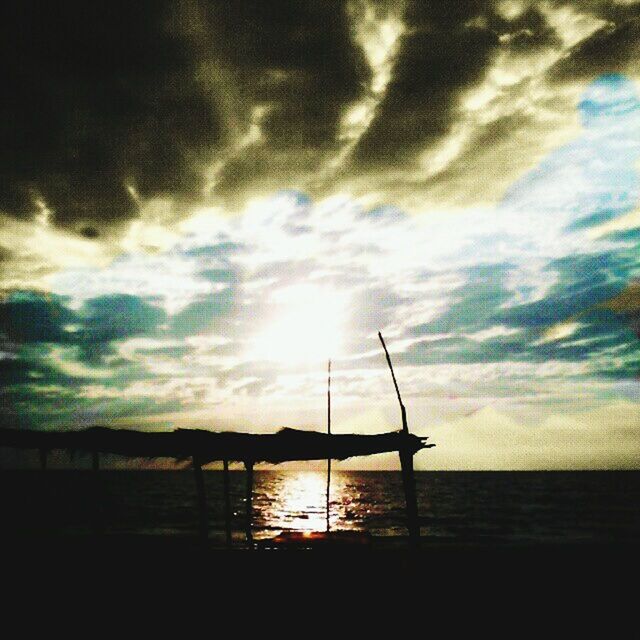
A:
[259, 471, 347, 533]
[248, 284, 348, 365]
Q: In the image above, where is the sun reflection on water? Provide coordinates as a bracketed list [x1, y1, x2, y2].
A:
[253, 471, 361, 536]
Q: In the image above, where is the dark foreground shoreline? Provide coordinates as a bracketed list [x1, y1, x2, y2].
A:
[2, 533, 637, 619]
[3, 532, 637, 574]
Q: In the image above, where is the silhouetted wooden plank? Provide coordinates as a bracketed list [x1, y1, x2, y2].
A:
[0, 426, 432, 464]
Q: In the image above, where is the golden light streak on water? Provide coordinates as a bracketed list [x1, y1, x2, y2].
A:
[257, 471, 358, 534]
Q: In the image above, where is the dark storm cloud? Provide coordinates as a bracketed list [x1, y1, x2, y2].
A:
[3, 0, 637, 226]
[77, 294, 167, 363]
[348, 1, 568, 171]
[548, 0, 640, 23]
[0, 1, 221, 230]
[492, 6, 562, 52]
[0, 0, 374, 226]
[196, 0, 370, 203]
[205, 1, 369, 145]
[0, 292, 75, 343]
[0, 290, 168, 370]
[80, 295, 166, 343]
[551, 15, 640, 80]
[0, 352, 45, 387]
[2, 0, 640, 232]
[352, 2, 499, 166]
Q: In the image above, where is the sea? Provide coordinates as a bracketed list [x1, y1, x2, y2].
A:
[1, 470, 639, 545]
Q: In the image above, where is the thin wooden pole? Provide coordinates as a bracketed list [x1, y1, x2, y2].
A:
[192, 456, 208, 542]
[378, 332, 420, 547]
[244, 460, 254, 546]
[326, 359, 331, 533]
[223, 459, 232, 547]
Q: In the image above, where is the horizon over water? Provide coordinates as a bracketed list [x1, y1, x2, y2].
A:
[2, 470, 638, 545]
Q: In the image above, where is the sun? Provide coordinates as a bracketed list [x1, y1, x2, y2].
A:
[248, 284, 348, 365]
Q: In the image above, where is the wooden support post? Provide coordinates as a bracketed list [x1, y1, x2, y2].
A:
[399, 445, 420, 547]
[379, 332, 420, 548]
[193, 456, 208, 542]
[223, 459, 232, 547]
[244, 460, 254, 546]
[38, 448, 48, 534]
[91, 450, 103, 536]
[326, 358, 331, 533]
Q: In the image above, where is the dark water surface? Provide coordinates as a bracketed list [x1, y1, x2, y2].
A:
[1, 470, 638, 544]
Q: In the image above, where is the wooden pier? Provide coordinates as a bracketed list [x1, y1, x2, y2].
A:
[0, 425, 434, 545]
[0, 334, 435, 546]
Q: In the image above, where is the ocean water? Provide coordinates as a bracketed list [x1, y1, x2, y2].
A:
[1, 470, 638, 544]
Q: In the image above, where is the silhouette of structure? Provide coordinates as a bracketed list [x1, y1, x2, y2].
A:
[0, 426, 433, 543]
[0, 333, 435, 546]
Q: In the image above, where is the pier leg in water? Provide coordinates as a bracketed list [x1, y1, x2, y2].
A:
[92, 451, 103, 536]
[192, 456, 208, 542]
[399, 445, 420, 548]
[244, 460, 254, 546]
[223, 459, 232, 547]
[39, 449, 48, 532]
[326, 358, 332, 533]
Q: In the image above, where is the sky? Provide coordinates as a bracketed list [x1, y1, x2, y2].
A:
[0, 0, 639, 470]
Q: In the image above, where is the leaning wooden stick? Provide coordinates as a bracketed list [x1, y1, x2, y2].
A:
[378, 331, 420, 547]
[378, 332, 408, 434]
